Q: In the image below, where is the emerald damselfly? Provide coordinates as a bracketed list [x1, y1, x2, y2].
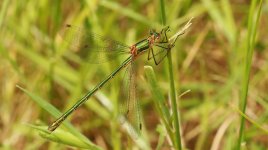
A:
[48, 20, 192, 136]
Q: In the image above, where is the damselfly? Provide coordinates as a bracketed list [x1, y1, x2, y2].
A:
[48, 19, 192, 135]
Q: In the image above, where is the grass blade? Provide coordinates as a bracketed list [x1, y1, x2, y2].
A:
[27, 124, 92, 149]
[16, 85, 102, 150]
[144, 66, 173, 141]
[237, 0, 263, 149]
[99, 0, 159, 27]
[159, 0, 183, 149]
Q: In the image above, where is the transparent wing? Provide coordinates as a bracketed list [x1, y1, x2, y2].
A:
[59, 24, 130, 63]
[119, 58, 142, 138]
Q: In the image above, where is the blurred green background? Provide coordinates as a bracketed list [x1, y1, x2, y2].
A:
[0, 0, 268, 150]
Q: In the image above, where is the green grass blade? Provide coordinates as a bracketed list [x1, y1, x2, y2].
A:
[166, 51, 182, 150]
[27, 124, 93, 149]
[144, 66, 173, 140]
[99, 0, 159, 27]
[0, 0, 9, 29]
[201, 0, 237, 46]
[237, 0, 263, 149]
[230, 104, 268, 135]
[159, 0, 166, 25]
[159, 0, 183, 149]
[16, 85, 102, 150]
[155, 125, 167, 150]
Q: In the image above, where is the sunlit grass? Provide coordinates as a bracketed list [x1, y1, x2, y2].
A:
[1, 0, 267, 149]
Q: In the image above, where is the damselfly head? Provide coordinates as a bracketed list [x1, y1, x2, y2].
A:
[149, 29, 160, 40]
[155, 33, 160, 40]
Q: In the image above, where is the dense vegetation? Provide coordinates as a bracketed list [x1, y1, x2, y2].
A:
[0, 0, 267, 149]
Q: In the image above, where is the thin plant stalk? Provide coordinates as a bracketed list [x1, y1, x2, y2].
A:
[159, 0, 183, 149]
[167, 52, 182, 150]
[237, 0, 263, 149]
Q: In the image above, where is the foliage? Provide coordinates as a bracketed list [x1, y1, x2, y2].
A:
[0, 0, 267, 149]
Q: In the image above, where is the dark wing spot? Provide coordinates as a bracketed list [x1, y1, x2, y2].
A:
[84, 44, 89, 48]
[66, 24, 71, 28]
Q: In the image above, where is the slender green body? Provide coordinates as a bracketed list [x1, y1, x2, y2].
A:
[48, 56, 132, 131]
[48, 39, 150, 132]
[48, 20, 191, 138]
[47, 22, 186, 132]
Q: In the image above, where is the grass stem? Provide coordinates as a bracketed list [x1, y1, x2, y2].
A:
[159, 0, 183, 149]
[237, 0, 263, 149]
